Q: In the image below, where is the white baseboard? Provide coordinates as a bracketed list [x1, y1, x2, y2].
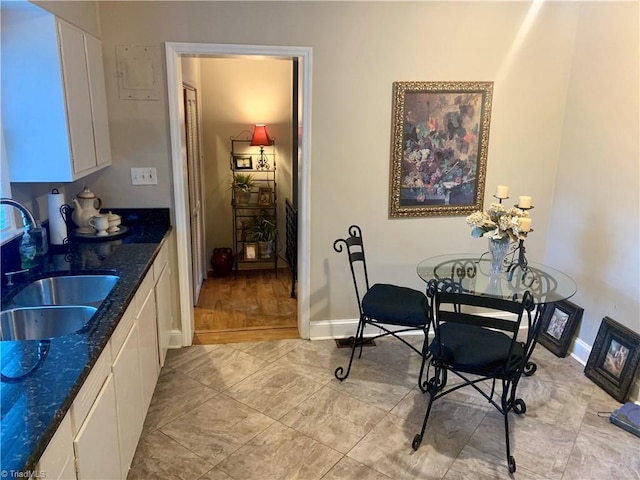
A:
[627, 381, 640, 405]
[569, 337, 591, 366]
[309, 318, 426, 340]
[168, 329, 184, 348]
[309, 312, 516, 341]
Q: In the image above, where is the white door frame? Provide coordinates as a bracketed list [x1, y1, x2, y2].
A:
[165, 42, 312, 345]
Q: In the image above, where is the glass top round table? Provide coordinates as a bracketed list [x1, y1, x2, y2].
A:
[417, 253, 577, 304]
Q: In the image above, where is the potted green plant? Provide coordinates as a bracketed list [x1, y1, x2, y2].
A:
[230, 173, 254, 205]
[245, 211, 277, 259]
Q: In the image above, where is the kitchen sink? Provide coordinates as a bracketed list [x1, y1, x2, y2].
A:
[9, 274, 120, 308]
[0, 305, 98, 341]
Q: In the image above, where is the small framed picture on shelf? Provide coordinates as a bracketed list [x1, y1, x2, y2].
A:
[244, 242, 258, 261]
[234, 156, 253, 170]
[538, 300, 583, 357]
[584, 316, 640, 403]
[257, 187, 273, 206]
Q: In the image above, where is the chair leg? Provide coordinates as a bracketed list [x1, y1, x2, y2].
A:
[417, 331, 431, 393]
[501, 382, 517, 473]
[334, 317, 365, 381]
[413, 390, 435, 450]
[356, 320, 366, 360]
[413, 366, 442, 450]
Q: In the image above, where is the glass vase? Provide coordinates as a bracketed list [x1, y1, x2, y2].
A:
[488, 238, 510, 275]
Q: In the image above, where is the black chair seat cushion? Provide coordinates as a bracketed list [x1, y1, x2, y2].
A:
[429, 322, 524, 375]
[362, 283, 428, 327]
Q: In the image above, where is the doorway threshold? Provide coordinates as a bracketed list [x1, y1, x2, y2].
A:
[193, 326, 299, 345]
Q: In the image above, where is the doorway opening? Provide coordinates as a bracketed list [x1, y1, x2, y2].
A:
[165, 43, 312, 346]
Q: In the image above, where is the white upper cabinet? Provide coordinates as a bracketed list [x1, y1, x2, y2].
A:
[0, 3, 112, 182]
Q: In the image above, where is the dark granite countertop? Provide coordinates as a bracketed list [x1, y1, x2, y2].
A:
[0, 211, 172, 474]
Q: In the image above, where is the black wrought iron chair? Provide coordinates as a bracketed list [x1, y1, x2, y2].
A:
[413, 288, 536, 473]
[333, 225, 431, 383]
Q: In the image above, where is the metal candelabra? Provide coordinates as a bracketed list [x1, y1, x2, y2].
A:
[492, 193, 533, 277]
[507, 204, 533, 278]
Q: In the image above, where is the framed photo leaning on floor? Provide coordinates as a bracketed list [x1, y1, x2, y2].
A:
[584, 317, 640, 403]
[538, 300, 583, 357]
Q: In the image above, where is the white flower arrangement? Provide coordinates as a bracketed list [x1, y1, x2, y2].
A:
[466, 203, 530, 242]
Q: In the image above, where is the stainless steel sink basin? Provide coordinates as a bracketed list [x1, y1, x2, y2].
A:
[0, 306, 97, 341]
[10, 274, 119, 308]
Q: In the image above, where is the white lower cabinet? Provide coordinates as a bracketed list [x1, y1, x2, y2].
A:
[111, 320, 144, 479]
[35, 246, 169, 479]
[36, 411, 75, 480]
[73, 373, 121, 479]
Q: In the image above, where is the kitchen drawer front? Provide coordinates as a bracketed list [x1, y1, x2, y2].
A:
[134, 269, 154, 313]
[70, 344, 111, 433]
[110, 307, 135, 362]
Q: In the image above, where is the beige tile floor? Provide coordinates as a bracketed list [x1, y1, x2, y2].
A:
[128, 337, 640, 480]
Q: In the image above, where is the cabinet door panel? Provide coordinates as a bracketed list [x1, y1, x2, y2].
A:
[85, 33, 111, 168]
[137, 288, 159, 415]
[74, 373, 121, 480]
[57, 20, 96, 175]
[37, 411, 75, 480]
[155, 261, 171, 367]
[112, 322, 144, 478]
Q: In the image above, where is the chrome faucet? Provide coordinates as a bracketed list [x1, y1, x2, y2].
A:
[1, 198, 38, 284]
[0, 198, 37, 230]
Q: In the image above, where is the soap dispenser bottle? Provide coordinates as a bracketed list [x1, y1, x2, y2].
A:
[20, 229, 37, 269]
[31, 222, 48, 256]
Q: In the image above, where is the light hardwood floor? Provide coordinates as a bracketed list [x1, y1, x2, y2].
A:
[193, 268, 298, 344]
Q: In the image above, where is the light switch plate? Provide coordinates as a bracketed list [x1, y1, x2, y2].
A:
[131, 167, 158, 185]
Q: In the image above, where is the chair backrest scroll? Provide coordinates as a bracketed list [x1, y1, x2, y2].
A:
[333, 225, 370, 316]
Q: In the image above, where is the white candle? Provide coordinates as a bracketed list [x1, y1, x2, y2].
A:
[495, 185, 509, 199]
[518, 196, 532, 209]
[520, 217, 532, 232]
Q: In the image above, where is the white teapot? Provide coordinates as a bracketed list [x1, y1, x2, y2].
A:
[72, 187, 102, 234]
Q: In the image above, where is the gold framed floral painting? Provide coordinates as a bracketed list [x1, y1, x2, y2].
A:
[389, 81, 493, 218]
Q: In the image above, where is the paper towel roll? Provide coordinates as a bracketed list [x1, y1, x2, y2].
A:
[48, 189, 68, 245]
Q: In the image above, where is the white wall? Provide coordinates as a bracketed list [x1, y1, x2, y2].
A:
[546, 3, 639, 346]
[7, 2, 639, 366]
